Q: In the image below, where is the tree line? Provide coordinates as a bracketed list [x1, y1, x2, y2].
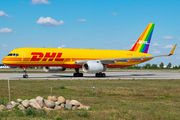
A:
[120, 62, 180, 69]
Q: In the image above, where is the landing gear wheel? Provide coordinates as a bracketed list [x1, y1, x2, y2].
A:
[73, 73, 83, 77]
[102, 73, 106, 77]
[80, 73, 83, 77]
[95, 73, 106, 77]
[23, 75, 28, 78]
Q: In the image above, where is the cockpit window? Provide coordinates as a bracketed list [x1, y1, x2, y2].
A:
[7, 53, 19, 57]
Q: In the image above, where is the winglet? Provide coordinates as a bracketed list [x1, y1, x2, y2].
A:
[168, 44, 177, 56]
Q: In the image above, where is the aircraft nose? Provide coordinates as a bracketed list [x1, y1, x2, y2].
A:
[2, 57, 8, 65]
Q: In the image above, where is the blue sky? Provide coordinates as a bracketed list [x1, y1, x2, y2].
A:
[1, 0, 180, 66]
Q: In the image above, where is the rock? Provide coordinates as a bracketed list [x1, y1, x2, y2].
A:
[37, 100, 44, 108]
[55, 101, 60, 106]
[17, 99, 22, 103]
[36, 96, 44, 108]
[60, 104, 65, 108]
[65, 104, 72, 110]
[43, 106, 53, 112]
[72, 106, 77, 110]
[54, 106, 62, 110]
[30, 102, 41, 109]
[22, 100, 30, 108]
[65, 100, 70, 105]
[6, 105, 15, 110]
[70, 100, 81, 106]
[77, 103, 85, 110]
[29, 99, 36, 103]
[52, 96, 57, 102]
[10, 101, 16, 105]
[84, 106, 90, 110]
[48, 96, 53, 101]
[10, 101, 19, 106]
[18, 104, 25, 111]
[44, 99, 55, 108]
[0, 104, 6, 111]
[58, 96, 65, 103]
[36, 96, 44, 102]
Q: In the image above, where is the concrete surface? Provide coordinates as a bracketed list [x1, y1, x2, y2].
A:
[0, 71, 180, 80]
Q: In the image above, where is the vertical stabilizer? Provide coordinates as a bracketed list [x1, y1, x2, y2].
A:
[130, 23, 155, 53]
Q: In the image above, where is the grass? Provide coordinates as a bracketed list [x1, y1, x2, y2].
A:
[0, 79, 180, 119]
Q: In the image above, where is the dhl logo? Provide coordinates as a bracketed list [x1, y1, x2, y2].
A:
[30, 52, 63, 61]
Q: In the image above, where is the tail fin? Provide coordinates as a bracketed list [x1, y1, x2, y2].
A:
[130, 23, 155, 53]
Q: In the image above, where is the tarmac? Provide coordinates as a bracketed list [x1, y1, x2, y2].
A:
[0, 71, 180, 80]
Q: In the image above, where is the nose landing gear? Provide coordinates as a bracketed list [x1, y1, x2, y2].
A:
[23, 67, 28, 78]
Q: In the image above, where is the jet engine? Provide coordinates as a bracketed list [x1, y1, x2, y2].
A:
[43, 67, 66, 72]
[82, 60, 106, 74]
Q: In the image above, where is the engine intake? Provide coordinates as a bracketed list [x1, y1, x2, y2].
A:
[82, 60, 106, 74]
[43, 67, 66, 72]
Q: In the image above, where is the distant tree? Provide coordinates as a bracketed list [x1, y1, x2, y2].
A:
[167, 62, 172, 69]
[159, 62, 164, 69]
[179, 65, 180, 69]
[173, 65, 178, 69]
[144, 63, 151, 69]
[151, 64, 158, 69]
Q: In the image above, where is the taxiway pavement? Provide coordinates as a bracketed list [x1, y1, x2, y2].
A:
[0, 71, 180, 80]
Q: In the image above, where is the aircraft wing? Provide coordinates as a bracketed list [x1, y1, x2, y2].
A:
[75, 44, 177, 65]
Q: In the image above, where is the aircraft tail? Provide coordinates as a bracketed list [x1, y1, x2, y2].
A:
[130, 23, 155, 53]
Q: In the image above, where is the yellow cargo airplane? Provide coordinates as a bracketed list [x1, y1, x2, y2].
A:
[2, 23, 177, 78]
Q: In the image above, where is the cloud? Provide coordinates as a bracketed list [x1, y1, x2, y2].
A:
[163, 44, 174, 48]
[111, 12, 117, 16]
[58, 45, 66, 48]
[153, 50, 161, 54]
[104, 42, 108, 44]
[76, 19, 86, 22]
[132, 40, 136, 42]
[162, 36, 174, 39]
[0, 28, 13, 33]
[152, 42, 160, 46]
[177, 57, 180, 59]
[178, 39, 180, 40]
[0, 11, 13, 17]
[31, 0, 50, 5]
[124, 44, 134, 49]
[3, 45, 7, 47]
[36, 17, 64, 26]
[114, 41, 119, 43]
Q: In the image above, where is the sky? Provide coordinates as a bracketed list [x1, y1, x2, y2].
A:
[0, 0, 180, 66]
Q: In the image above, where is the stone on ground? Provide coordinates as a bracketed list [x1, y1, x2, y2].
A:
[18, 104, 25, 111]
[44, 99, 55, 108]
[17, 99, 22, 103]
[54, 106, 62, 110]
[65, 104, 72, 109]
[70, 100, 81, 106]
[0, 104, 6, 111]
[22, 100, 30, 108]
[58, 96, 65, 103]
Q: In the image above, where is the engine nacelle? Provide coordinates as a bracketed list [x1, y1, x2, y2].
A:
[82, 60, 106, 74]
[43, 67, 66, 72]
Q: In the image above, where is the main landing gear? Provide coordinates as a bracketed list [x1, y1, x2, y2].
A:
[23, 67, 28, 78]
[73, 68, 83, 77]
[95, 72, 106, 77]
